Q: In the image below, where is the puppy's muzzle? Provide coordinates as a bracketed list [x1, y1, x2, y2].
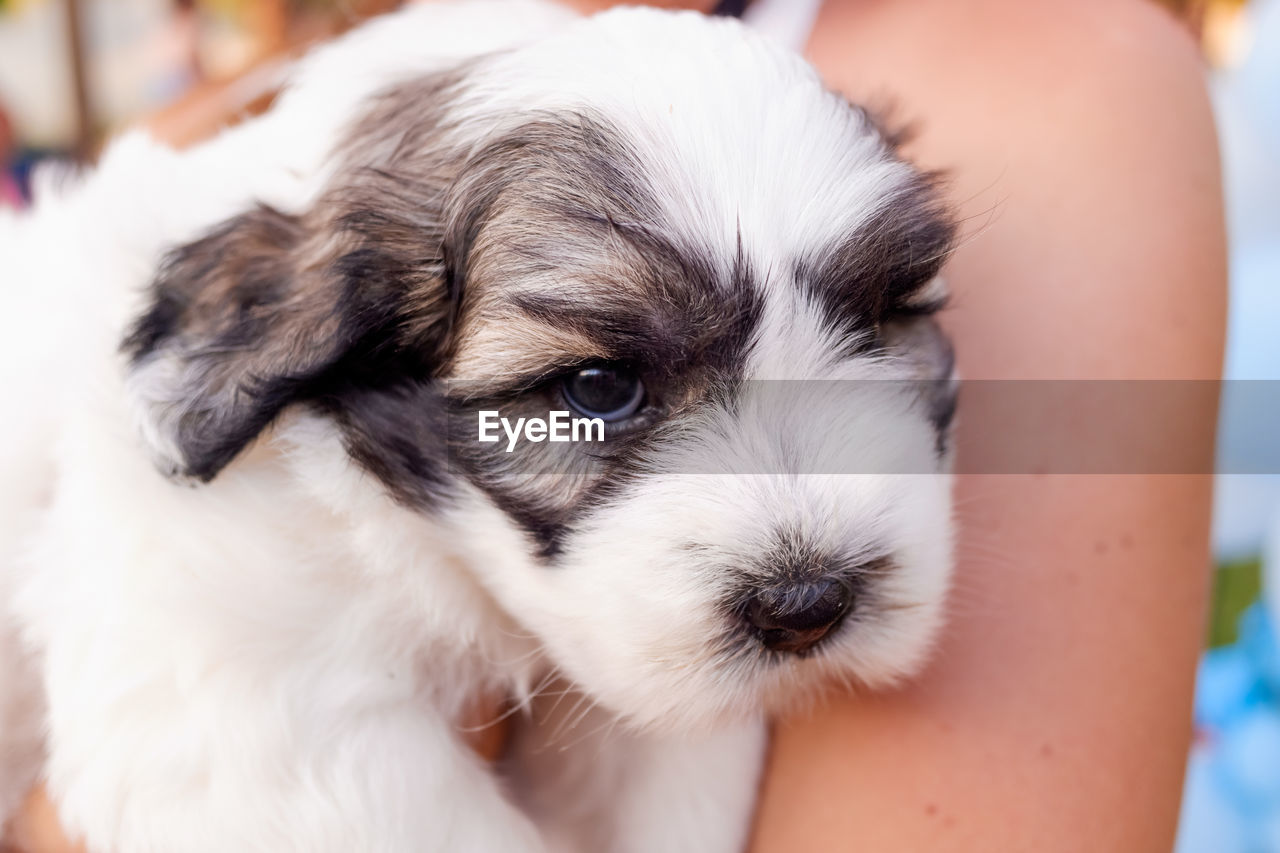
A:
[742, 577, 854, 655]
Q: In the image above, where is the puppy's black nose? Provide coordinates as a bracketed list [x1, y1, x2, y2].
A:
[744, 578, 853, 654]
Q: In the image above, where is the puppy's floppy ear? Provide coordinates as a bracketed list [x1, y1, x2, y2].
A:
[121, 64, 482, 483]
[122, 200, 448, 482]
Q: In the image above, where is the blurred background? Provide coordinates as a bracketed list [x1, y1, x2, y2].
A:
[0, 0, 1277, 848]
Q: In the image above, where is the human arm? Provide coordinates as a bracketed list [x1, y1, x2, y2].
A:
[752, 1, 1226, 849]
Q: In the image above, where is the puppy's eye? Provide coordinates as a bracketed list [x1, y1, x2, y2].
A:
[561, 366, 645, 422]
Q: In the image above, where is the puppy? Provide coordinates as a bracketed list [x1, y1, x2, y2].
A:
[0, 2, 957, 851]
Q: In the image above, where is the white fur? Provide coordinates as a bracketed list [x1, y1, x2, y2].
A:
[0, 3, 952, 851]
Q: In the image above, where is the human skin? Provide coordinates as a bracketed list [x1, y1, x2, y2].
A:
[752, 2, 1223, 850]
[9, 0, 1225, 850]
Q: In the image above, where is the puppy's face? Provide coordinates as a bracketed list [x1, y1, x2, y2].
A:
[125, 9, 956, 731]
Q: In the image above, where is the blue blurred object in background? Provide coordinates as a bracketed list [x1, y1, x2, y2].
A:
[1179, 605, 1280, 851]
[1178, 0, 1280, 848]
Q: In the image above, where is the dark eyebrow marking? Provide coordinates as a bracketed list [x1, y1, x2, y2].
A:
[797, 170, 956, 336]
[507, 292, 689, 365]
[504, 245, 765, 382]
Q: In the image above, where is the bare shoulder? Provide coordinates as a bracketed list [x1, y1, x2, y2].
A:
[807, 0, 1226, 380]
[753, 5, 1223, 850]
